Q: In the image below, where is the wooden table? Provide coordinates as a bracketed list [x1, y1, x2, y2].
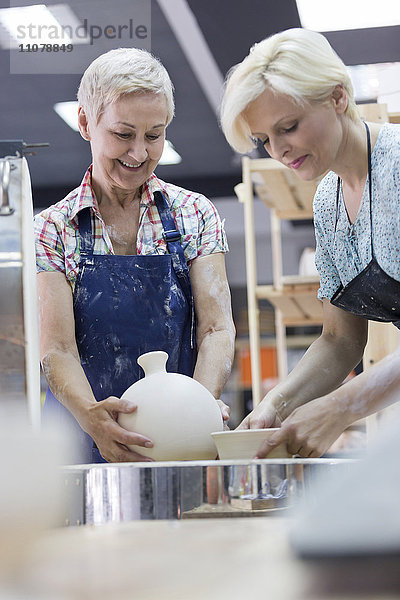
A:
[8, 517, 400, 600]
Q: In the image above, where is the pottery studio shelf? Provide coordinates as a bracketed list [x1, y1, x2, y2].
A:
[235, 157, 322, 405]
[250, 157, 316, 219]
[256, 278, 323, 326]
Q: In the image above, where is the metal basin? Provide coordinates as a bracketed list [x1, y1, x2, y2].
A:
[0, 149, 40, 426]
[62, 458, 357, 525]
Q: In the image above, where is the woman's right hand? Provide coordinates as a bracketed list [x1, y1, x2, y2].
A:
[82, 396, 154, 463]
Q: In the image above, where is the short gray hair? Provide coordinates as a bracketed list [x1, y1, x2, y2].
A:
[77, 47, 175, 124]
[220, 28, 358, 153]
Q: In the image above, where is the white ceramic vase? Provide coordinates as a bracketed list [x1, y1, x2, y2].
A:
[118, 351, 223, 461]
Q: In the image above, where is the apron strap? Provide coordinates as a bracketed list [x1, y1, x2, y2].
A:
[335, 122, 374, 256]
[77, 207, 94, 255]
[154, 190, 196, 348]
[364, 122, 375, 259]
[153, 190, 191, 298]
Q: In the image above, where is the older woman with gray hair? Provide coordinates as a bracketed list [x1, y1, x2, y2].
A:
[221, 28, 400, 458]
[35, 48, 235, 463]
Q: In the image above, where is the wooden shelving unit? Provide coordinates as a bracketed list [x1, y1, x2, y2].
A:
[234, 158, 322, 406]
[256, 281, 322, 325]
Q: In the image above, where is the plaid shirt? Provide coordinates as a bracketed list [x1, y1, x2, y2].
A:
[34, 167, 228, 290]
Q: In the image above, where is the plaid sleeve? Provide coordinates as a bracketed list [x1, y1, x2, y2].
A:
[34, 212, 66, 274]
[194, 195, 229, 258]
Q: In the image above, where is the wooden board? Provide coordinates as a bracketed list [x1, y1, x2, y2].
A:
[256, 283, 323, 325]
[181, 500, 286, 518]
[280, 275, 320, 286]
[357, 103, 388, 123]
[230, 497, 289, 511]
[16, 516, 400, 600]
[250, 158, 320, 219]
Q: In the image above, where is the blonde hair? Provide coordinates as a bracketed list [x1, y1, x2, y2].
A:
[220, 28, 358, 153]
[77, 47, 175, 125]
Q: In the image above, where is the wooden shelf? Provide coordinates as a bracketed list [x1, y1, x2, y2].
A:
[236, 155, 323, 403]
[256, 280, 320, 298]
[250, 158, 319, 219]
[279, 274, 320, 286]
[389, 112, 400, 124]
[235, 335, 320, 350]
[256, 282, 323, 325]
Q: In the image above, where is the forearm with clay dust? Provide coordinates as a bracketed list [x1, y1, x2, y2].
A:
[191, 255, 236, 399]
[271, 332, 365, 420]
[41, 349, 97, 429]
[329, 348, 400, 424]
[193, 327, 235, 399]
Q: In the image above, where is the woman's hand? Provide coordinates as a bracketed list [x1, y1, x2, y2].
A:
[216, 398, 230, 425]
[237, 395, 282, 430]
[83, 396, 154, 463]
[254, 395, 350, 458]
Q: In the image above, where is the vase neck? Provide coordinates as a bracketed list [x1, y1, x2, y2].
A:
[137, 351, 168, 376]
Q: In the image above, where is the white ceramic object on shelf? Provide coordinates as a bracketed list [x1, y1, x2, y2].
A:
[211, 429, 292, 460]
[118, 351, 223, 461]
[298, 247, 318, 277]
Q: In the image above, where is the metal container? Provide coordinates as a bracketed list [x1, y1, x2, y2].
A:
[0, 143, 40, 427]
[62, 458, 356, 525]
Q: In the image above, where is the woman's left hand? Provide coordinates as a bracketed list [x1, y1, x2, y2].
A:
[254, 394, 351, 458]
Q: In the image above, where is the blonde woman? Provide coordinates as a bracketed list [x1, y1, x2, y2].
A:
[36, 48, 235, 463]
[221, 28, 400, 457]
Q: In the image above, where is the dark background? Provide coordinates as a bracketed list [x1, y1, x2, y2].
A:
[1, 0, 399, 207]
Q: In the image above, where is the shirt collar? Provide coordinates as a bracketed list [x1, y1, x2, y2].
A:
[141, 172, 171, 207]
[69, 167, 171, 220]
[69, 166, 100, 220]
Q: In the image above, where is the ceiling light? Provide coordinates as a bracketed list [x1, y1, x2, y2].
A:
[347, 62, 400, 109]
[159, 140, 182, 165]
[54, 101, 182, 165]
[296, 0, 400, 31]
[0, 3, 89, 49]
[54, 101, 80, 131]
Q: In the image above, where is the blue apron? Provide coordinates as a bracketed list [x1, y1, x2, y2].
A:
[43, 190, 197, 463]
[331, 122, 400, 329]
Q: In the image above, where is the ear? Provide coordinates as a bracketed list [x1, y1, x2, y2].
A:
[78, 106, 91, 141]
[331, 85, 348, 115]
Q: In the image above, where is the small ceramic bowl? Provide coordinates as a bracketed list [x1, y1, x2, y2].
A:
[211, 428, 292, 459]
